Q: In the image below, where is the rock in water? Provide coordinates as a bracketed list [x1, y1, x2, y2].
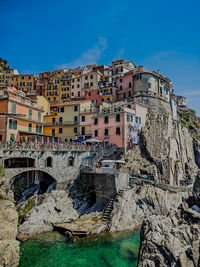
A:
[18, 190, 79, 236]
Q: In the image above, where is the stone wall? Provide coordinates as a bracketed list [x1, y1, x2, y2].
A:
[1, 150, 90, 189]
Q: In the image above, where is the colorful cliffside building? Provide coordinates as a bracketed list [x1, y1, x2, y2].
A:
[0, 87, 44, 142]
[91, 102, 147, 148]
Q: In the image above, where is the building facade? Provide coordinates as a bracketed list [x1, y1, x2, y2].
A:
[0, 87, 44, 142]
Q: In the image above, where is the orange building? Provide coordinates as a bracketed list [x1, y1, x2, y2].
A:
[0, 87, 45, 142]
[43, 114, 59, 138]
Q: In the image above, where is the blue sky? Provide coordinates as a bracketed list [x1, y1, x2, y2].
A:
[1, 0, 200, 114]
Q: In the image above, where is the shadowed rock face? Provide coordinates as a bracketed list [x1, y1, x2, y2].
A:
[193, 170, 200, 194]
[0, 176, 19, 267]
[137, 194, 200, 267]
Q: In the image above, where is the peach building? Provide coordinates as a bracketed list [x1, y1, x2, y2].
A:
[116, 71, 134, 101]
[91, 102, 147, 148]
[0, 87, 44, 142]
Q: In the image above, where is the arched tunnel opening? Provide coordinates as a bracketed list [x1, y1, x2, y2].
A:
[11, 171, 57, 203]
[4, 158, 35, 168]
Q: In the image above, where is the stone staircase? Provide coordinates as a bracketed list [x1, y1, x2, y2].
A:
[102, 197, 115, 222]
[102, 188, 129, 223]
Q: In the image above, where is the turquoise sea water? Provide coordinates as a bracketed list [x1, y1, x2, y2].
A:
[19, 230, 140, 267]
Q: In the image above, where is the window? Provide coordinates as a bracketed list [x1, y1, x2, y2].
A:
[74, 116, 78, 123]
[52, 129, 55, 136]
[74, 105, 78, 112]
[21, 76, 24, 79]
[128, 91, 131, 98]
[78, 91, 80, 97]
[9, 119, 17, 130]
[127, 114, 133, 122]
[59, 128, 62, 134]
[68, 156, 74, 166]
[90, 82, 93, 86]
[38, 112, 41, 122]
[90, 75, 93, 79]
[39, 126, 42, 134]
[129, 82, 132, 88]
[116, 127, 121, 135]
[136, 116, 141, 124]
[88, 92, 91, 96]
[120, 78, 122, 83]
[104, 128, 109, 136]
[36, 125, 39, 133]
[81, 127, 85, 135]
[74, 127, 77, 133]
[94, 130, 98, 137]
[104, 116, 108, 124]
[123, 92, 126, 99]
[77, 84, 80, 88]
[28, 123, 32, 132]
[148, 83, 151, 88]
[11, 104, 16, 114]
[60, 107, 64, 112]
[85, 76, 88, 80]
[81, 116, 85, 122]
[46, 157, 52, 167]
[120, 85, 122, 91]
[116, 114, 120, 122]
[29, 109, 32, 120]
[94, 118, 98, 125]
[10, 134, 15, 141]
[59, 117, 63, 124]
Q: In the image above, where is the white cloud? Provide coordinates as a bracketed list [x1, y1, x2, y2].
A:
[183, 90, 200, 97]
[56, 37, 107, 69]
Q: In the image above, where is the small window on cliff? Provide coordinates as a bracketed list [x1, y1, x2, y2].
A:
[68, 157, 74, 167]
[46, 157, 52, 167]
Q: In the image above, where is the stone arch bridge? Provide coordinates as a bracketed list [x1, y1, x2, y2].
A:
[0, 149, 90, 189]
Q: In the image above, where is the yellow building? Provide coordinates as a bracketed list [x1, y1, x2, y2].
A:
[43, 114, 59, 138]
[8, 74, 38, 94]
[41, 69, 72, 107]
[57, 100, 92, 142]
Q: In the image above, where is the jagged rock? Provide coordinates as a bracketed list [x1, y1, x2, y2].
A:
[18, 190, 79, 235]
[137, 194, 200, 267]
[0, 177, 19, 267]
[109, 185, 188, 232]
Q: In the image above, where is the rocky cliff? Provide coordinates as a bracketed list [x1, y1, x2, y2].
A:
[137, 194, 200, 267]
[0, 176, 19, 267]
[109, 185, 189, 232]
[125, 100, 199, 187]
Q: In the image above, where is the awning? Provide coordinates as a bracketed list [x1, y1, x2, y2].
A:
[86, 138, 103, 143]
[73, 139, 85, 142]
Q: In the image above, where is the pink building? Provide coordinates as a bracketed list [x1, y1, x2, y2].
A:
[91, 102, 147, 148]
[116, 71, 134, 101]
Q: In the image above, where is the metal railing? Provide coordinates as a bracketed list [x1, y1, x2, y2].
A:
[0, 142, 103, 152]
